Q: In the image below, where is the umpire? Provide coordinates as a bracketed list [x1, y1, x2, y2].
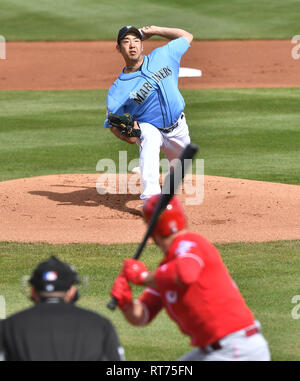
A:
[0, 256, 125, 361]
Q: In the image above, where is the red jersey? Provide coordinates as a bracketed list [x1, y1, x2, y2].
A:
[138, 231, 255, 347]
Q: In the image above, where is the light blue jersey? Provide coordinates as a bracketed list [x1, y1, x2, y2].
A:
[104, 37, 190, 130]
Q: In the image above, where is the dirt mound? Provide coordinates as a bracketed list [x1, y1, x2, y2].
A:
[0, 174, 299, 244]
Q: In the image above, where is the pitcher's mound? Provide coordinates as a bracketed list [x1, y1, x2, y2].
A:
[0, 174, 299, 244]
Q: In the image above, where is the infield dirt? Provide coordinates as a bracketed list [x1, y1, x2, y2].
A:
[0, 174, 299, 244]
[1, 40, 299, 90]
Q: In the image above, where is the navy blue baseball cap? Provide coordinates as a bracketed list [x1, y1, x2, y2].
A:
[117, 26, 143, 45]
[29, 256, 80, 292]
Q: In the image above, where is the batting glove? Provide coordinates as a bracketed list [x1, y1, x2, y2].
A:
[123, 259, 149, 285]
[110, 275, 133, 309]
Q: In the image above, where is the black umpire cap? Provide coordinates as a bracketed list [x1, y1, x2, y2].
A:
[29, 256, 80, 292]
[117, 26, 143, 45]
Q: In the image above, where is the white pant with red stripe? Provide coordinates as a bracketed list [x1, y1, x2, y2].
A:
[137, 113, 190, 200]
[177, 321, 271, 361]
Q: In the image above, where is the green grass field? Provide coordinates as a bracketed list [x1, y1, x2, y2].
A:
[0, 89, 299, 184]
[1, 0, 299, 41]
[1, 240, 300, 361]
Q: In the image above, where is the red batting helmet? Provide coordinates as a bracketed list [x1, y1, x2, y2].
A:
[143, 195, 187, 237]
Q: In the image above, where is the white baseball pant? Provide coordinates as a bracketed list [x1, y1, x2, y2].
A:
[137, 113, 191, 200]
[177, 321, 271, 361]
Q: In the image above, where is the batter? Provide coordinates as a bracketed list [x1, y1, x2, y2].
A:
[104, 25, 193, 200]
[110, 195, 271, 361]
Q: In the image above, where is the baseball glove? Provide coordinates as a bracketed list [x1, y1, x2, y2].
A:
[108, 113, 141, 138]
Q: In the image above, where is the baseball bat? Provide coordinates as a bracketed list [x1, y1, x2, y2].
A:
[107, 143, 199, 310]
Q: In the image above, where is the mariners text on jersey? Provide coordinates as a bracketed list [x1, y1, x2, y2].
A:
[130, 66, 172, 105]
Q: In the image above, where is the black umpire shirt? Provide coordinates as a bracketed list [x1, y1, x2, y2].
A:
[0, 298, 124, 361]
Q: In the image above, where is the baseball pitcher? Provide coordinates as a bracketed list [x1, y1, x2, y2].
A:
[104, 25, 192, 201]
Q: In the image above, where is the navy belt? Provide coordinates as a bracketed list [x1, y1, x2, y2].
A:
[162, 113, 184, 133]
